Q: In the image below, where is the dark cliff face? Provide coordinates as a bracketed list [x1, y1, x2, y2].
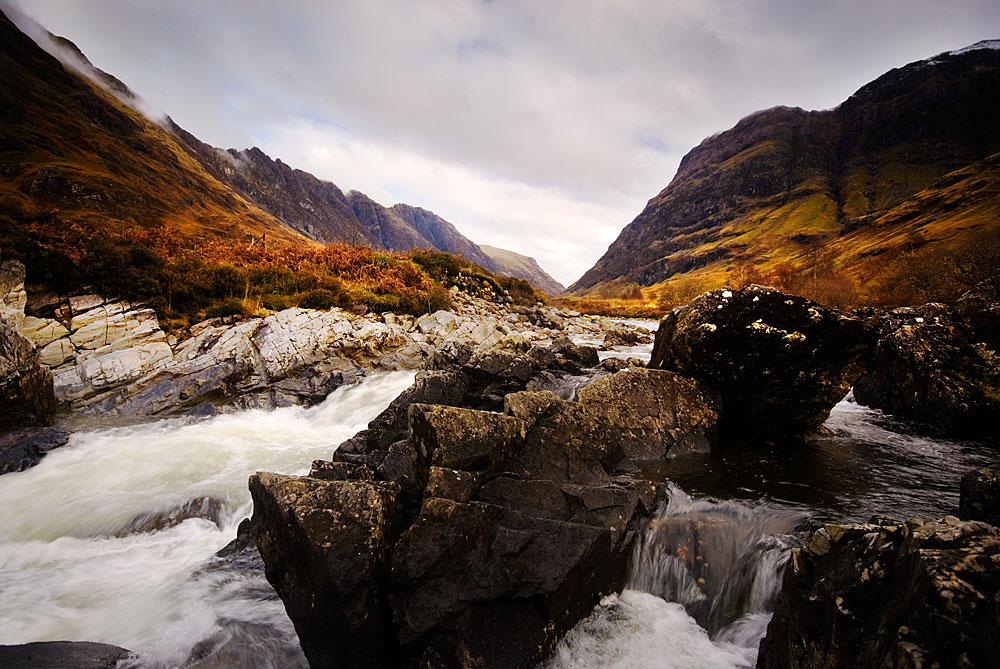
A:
[570, 45, 1000, 294]
[390, 203, 502, 273]
[169, 128, 373, 246]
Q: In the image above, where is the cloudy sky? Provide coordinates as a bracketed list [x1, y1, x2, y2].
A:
[11, 1, 1000, 285]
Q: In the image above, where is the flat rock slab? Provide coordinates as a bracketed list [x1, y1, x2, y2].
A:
[0, 641, 133, 668]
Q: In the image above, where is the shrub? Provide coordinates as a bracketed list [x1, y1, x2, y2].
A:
[261, 294, 292, 311]
[206, 264, 247, 298]
[204, 297, 245, 318]
[299, 289, 339, 310]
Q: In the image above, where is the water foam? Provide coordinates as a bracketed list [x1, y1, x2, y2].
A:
[0, 371, 415, 667]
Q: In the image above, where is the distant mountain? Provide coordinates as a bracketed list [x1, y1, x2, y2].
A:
[0, 8, 561, 293]
[570, 42, 1000, 305]
[479, 245, 565, 296]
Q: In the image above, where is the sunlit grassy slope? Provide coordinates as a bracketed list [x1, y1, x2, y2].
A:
[565, 47, 1000, 314]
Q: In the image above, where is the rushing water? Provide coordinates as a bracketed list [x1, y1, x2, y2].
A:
[2, 333, 998, 668]
[0, 371, 416, 668]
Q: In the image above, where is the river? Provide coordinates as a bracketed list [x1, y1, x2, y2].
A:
[0, 339, 996, 667]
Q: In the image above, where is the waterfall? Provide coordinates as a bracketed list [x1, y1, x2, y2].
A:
[547, 483, 804, 668]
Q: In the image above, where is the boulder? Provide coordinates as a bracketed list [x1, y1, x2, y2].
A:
[961, 467, 1000, 526]
[650, 285, 870, 437]
[0, 641, 133, 669]
[853, 302, 1000, 437]
[603, 323, 650, 347]
[249, 473, 401, 669]
[251, 364, 720, 666]
[119, 496, 226, 535]
[758, 516, 1000, 668]
[1, 313, 56, 430]
[0, 427, 70, 475]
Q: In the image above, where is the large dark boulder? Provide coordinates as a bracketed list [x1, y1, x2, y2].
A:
[0, 427, 69, 475]
[758, 516, 1000, 668]
[650, 285, 870, 437]
[0, 313, 56, 431]
[0, 641, 133, 668]
[337, 336, 603, 464]
[961, 467, 1000, 526]
[250, 367, 718, 667]
[249, 474, 401, 669]
[853, 302, 1000, 437]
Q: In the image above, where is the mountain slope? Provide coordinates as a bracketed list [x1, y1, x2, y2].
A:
[479, 245, 565, 296]
[0, 9, 312, 262]
[570, 42, 1000, 306]
[0, 8, 562, 295]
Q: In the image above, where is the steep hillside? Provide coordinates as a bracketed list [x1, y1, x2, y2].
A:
[390, 203, 502, 272]
[0, 8, 562, 299]
[479, 245, 566, 296]
[570, 42, 1000, 308]
[0, 8, 313, 272]
[169, 126, 371, 246]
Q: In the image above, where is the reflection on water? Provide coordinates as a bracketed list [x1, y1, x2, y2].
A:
[643, 393, 999, 524]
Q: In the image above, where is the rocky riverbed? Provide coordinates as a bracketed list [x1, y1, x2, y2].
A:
[2, 271, 1000, 668]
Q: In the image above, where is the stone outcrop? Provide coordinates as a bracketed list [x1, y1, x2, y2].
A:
[758, 516, 1000, 668]
[11, 278, 638, 418]
[961, 467, 1000, 526]
[250, 366, 718, 667]
[853, 300, 1000, 437]
[0, 641, 133, 669]
[0, 427, 69, 475]
[1, 312, 56, 430]
[250, 473, 401, 669]
[0, 257, 27, 328]
[650, 285, 870, 437]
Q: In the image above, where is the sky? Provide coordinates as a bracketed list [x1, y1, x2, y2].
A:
[9, 1, 1000, 286]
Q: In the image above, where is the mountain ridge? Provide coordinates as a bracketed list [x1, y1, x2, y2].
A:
[569, 41, 1000, 307]
[0, 8, 563, 295]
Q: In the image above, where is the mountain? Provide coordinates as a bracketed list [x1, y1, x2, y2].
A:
[479, 245, 565, 296]
[0, 9, 312, 259]
[0, 8, 560, 293]
[570, 42, 1000, 307]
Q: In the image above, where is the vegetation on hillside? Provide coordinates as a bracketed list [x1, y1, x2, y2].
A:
[0, 212, 544, 331]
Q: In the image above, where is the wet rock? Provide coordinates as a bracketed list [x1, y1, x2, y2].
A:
[758, 516, 1000, 669]
[960, 467, 1000, 526]
[185, 621, 308, 669]
[853, 301, 1000, 437]
[603, 323, 649, 347]
[650, 285, 870, 437]
[0, 641, 133, 668]
[547, 335, 600, 370]
[409, 404, 527, 471]
[389, 488, 653, 667]
[955, 290, 1000, 351]
[1, 312, 56, 430]
[251, 361, 719, 666]
[119, 496, 226, 535]
[0, 427, 70, 475]
[249, 473, 401, 669]
[599, 357, 647, 373]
